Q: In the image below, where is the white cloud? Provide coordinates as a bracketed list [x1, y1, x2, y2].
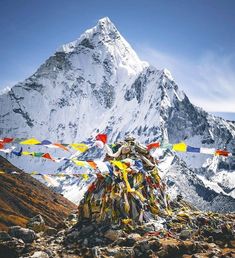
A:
[137, 45, 235, 112]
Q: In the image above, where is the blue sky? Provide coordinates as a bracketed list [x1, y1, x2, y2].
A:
[1, 0, 235, 115]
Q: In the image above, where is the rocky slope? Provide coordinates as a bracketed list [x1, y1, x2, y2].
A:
[0, 199, 234, 258]
[0, 156, 76, 231]
[0, 17, 234, 210]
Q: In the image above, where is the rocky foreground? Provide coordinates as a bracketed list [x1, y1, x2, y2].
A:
[0, 200, 234, 258]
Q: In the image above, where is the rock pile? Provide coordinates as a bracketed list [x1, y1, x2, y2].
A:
[78, 136, 171, 229]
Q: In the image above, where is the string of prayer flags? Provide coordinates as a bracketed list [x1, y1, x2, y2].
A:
[0, 133, 107, 153]
[147, 140, 235, 157]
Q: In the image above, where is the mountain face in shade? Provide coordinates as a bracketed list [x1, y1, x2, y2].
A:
[0, 17, 234, 211]
[0, 156, 76, 231]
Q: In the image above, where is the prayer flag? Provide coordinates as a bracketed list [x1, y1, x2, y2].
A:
[200, 147, 215, 155]
[96, 134, 107, 144]
[70, 143, 89, 152]
[172, 142, 187, 152]
[20, 138, 41, 145]
[215, 149, 229, 157]
[186, 146, 200, 153]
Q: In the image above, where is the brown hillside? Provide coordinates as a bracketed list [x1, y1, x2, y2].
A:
[0, 156, 76, 230]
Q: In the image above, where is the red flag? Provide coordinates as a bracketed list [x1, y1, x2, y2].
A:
[42, 153, 54, 161]
[96, 134, 107, 144]
[147, 142, 160, 151]
[88, 182, 96, 193]
[0, 143, 4, 149]
[215, 149, 229, 157]
[3, 138, 14, 143]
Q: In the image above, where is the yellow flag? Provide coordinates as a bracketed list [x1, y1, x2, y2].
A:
[70, 143, 88, 152]
[111, 160, 128, 170]
[30, 171, 38, 175]
[122, 169, 134, 193]
[124, 193, 130, 213]
[72, 159, 86, 167]
[22, 151, 33, 156]
[20, 138, 41, 145]
[81, 174, 89, 181]
[172, 142, 187, 152]
[0, 171, 5, 174]
[122, 218, 132, 224]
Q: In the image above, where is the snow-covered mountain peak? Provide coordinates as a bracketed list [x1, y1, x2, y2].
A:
[161, 68, 174, 81]
[96, 16, 118, 34]
[57, 17, 119, 53]
[56, 17, 147, 83]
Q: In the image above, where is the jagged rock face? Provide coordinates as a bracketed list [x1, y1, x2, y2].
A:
[0, 17, 234, 210]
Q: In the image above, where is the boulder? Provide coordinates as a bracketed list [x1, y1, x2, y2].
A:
[67, 213, 77, 221]
[79, 224, 95, 236]
[0, 231, 11, 241]
[44, 227, 57, 236]
[9, 226, 36, 243]
[0, 238, 25, 258]
[27, 214, 46, 233]
[31, 251, 49, 258]
[66, 213, 78, 226]
[180, 230, 192, 240]
[104, 229, 123, 242]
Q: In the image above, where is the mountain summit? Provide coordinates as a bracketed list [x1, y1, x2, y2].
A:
[0, 18, 234, 211]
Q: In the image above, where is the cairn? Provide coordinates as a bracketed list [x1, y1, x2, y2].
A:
[78, 136, 171, 229]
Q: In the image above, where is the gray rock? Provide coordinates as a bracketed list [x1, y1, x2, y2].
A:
[44, 227, 57, 236]
[180, 229, 191, 240]
[27, 214, 46, 233]
[0, 238, 25, 258]
[31, 251, 49, 258]
[64, 230, 80, 243]
[80, 224, 95, 236]
[83, 238, 88, 246]
[9, 226, 36, 243]
[0, 231, 11, 241]
[67, 213, 77, 221]
[104, 229, 123, 242]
